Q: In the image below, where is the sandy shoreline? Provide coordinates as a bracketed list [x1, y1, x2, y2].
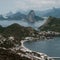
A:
[21, 40, 32, 52]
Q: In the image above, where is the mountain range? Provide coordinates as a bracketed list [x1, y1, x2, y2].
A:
[0, 10, 44, 23]
[43, 8, 60, 18]
[31, 8, 60, 18]
[0, 7, 60, 22]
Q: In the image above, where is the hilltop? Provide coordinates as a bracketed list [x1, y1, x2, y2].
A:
[39, 16, 60, 32]
[0, 23, 37, 40]
[27, 10, 43, 23]
[0, 23, 37, 48]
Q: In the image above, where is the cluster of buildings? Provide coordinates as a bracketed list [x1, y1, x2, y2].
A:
[12, 40, 54, 60]
[0, 35, 14, 44]
[38, 31, 60, 39]
[23, 31, 60, 41]
[0, 32, 58, 60]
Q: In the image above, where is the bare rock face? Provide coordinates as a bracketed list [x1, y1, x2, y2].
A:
[27, 10, 36, 23]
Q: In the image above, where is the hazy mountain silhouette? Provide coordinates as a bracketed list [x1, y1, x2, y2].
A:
[0, 10, 44, 23]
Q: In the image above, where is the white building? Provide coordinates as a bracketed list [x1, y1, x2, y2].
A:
[8, 36, 14, 40]
[25, 37, 34, 41]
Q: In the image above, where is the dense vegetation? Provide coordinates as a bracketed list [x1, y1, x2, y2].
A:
[0, 24, 37, 60]
[0, 23, 37, 40]
[0, 23, 37, 48]
[40, 16, 60, 32]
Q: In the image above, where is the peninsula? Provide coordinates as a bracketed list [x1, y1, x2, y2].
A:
[0, 23, 55, 60]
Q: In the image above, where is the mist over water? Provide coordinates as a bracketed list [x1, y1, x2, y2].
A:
[0, 20, 46, 29]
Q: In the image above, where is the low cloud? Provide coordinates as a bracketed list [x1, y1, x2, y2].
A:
[14, 0, 57, 10]
[0, 0, 60, 14]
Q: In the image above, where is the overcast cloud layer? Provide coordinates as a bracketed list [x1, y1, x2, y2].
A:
[0, 0, 60, 14]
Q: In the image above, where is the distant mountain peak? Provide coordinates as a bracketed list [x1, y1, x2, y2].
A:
[27, 10, 36, 23]
[0, 10, 44, 22]
[6, 12, 13, 16]
[27, 10, 44, 23]
[29, 10, 35, 15]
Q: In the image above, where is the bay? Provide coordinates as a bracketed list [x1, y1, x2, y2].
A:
[24, 37, 60, 60]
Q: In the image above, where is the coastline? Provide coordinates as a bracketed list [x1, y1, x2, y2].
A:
[20, 40, 54, 60]
[21, 40, 32, 52]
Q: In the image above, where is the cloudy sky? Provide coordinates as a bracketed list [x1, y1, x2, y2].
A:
[0, 0, 60, 14]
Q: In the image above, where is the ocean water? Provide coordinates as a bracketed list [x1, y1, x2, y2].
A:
[24, 37, 60, 60]
[1, 19, 60, 60]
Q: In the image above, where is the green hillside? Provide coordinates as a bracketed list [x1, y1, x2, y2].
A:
[0, 23, 37, 41]
[39, 16, 60, 32]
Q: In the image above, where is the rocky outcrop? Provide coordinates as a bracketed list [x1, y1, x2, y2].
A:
[27, 10, 36, 23]
[27, 10, 44, 23]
